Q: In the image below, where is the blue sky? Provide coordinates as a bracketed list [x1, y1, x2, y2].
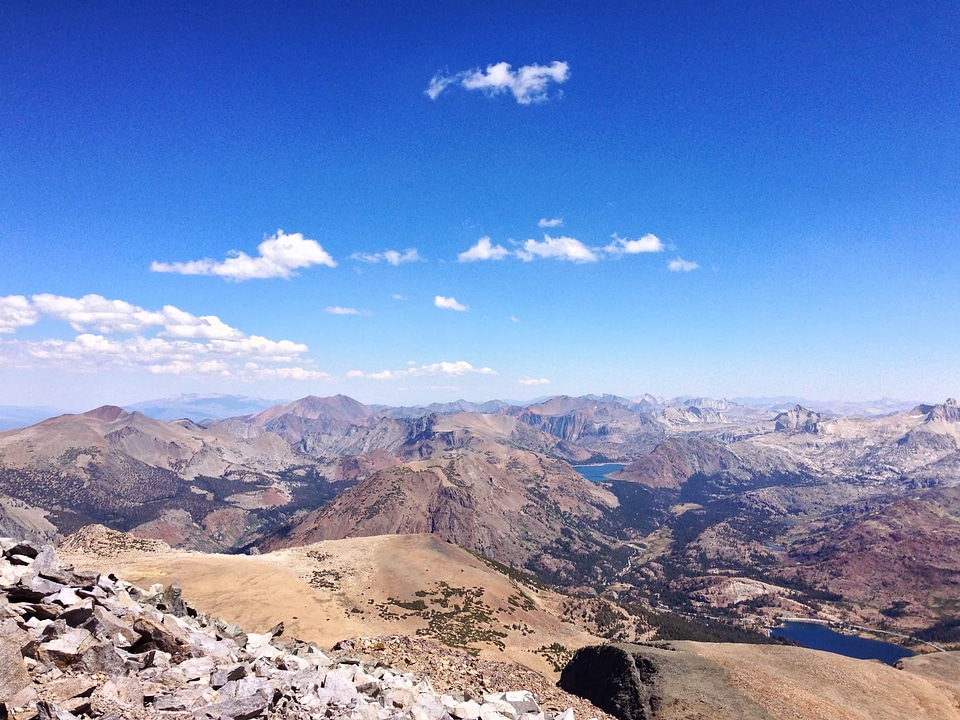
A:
[2, 1, 958, 410]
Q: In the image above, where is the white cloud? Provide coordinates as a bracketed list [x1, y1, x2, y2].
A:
[605, 233, 664, 255]
[668, 257, 699, 272]
[452, 231, 680, 265]
[435, 295, 468, 311]
[32, 294, 165, 334]
[538, 217, 563, 228]
[519, 377, 551, 386]
[349, 360, 497, 381]
[427, 61, 569, 105]
[392, 294, 407, 301]
[150, 230, 336, 281]
[425, 75, 457, 101]
[208, 335, 308, 361]
[0, 295, 40, 333]
[458, 237, 511, 263]
[324, 306, 371, 316]
[517, 234, 598, 263]
[0, 293, 325, 380]
[157, 306, 244, 340]
[421, 360, 496, 376]
[508, 316, 521, 323]
[350, 249, 421, 266]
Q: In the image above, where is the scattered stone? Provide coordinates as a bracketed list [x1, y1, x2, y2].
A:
[0, 624, 32, 701]
[38, 627, 96, 666]
[453, 699, 482, 719]
[1, 538, 588, 720]
[211, 663, 247, 688]
[158, 582, 186, 618]
[42, 675, 98, 704]
[90, 676, 144, 711]
[36, 700, 81, 720]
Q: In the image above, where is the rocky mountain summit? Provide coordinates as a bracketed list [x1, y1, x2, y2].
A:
[0, 538, 600, 720]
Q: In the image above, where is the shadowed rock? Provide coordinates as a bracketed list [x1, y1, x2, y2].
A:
[559, 643, 774, 720]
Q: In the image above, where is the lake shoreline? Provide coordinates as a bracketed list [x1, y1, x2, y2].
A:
[771, 619, 922, 665]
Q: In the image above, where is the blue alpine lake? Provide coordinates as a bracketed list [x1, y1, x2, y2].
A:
[572, 464, 626, 483]
[771, 621, 915, 665]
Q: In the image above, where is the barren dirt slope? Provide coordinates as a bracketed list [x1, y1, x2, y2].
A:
[689, 641, 960, 720]
[59, 527, 600, 677]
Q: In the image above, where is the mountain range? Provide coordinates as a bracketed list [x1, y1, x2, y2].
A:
[1, 392, 958, 650]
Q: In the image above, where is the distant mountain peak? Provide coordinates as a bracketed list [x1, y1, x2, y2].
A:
[918, 398, 960, 424]
[81, 405, 130, 422]
[773, 405, 821, 433]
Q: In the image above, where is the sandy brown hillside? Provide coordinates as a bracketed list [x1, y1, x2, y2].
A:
[258, 439, 619, 578]
[689, 641, 960, 720]
[58, 526, 602, 677]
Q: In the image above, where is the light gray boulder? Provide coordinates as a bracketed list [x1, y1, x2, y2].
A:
[0, 619, 32, 701]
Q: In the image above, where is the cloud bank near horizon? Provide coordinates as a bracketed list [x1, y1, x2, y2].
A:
[347, 360, 497, 381]
[0, 293, 325, 379]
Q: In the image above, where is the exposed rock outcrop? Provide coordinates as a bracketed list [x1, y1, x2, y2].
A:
[773, 405, 822, 433]
[558, 643, 772, 720]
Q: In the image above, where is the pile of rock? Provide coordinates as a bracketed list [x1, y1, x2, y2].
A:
[0, 539, 587, 720]
[330, 637, 609, 720]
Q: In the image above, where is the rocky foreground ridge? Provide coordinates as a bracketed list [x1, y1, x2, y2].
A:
[0, 539, 602, 720]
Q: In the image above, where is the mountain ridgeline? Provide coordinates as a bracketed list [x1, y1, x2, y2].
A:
[1, 393, 960, 645]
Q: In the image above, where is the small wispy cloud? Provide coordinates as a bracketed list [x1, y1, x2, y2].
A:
[517, 235, 598, 263]
[605, 233, 664, 255]
[458, 237, 510, 263]
[508, 316, 521, 323]
[668, 257, 699, 272]
[427, 61, 569, 105]
[392, 294, 407, 300]
[454, 232, 688, 267]
[324, 306, 371, 316]
[538, 217, 563, 228]
[347, 360, 497, 381]
[349, 249, 421, 266]
[519, 377, 551, 386]
[435, 295, 468, 311]
[150, 230, 336, 281]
